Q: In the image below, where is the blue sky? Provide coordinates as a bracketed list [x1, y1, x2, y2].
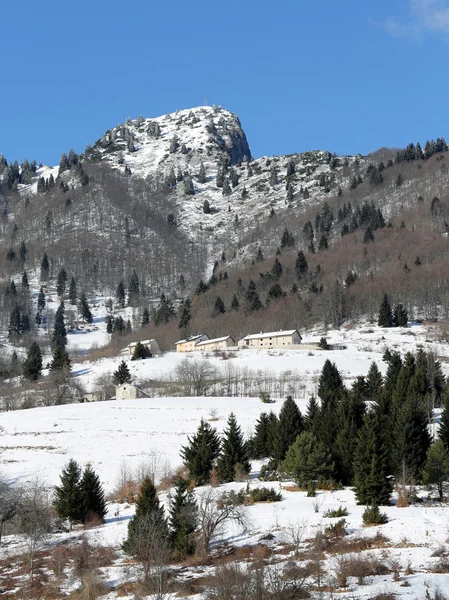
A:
[1, 0, 449, 165]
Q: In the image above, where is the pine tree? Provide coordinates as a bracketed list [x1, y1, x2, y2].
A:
[393, 303, 408, 327]
[141, 307, 150, 327]
[271, 258, 283, 279]
[22, 342, 42, 381]
[393, 395, 431, 481]
[21, 271, 29, 289]
[248, 413, 272, 459]
[272, 396, 304, 463]
[366, 362, 383, 399]
[53, 459, 84, 528]
[353, 409, 392, 505]
[69, 276, 77, 305]
[131, 341, 151, 361]
[52, 302, 67, 349]
[19, 241, 27, 264]
[217, 413, 251, 483]
[49, 345, 71, 372]
[169, 478, 197, 558]
[378, 294, 393, 327]
[116, 281, 126, 308]
[295, 251, 308, 280]
[123, 476, 168, 555]
[333, 391, 365, 484]
[79, 292, 93, 323]
[281, 431, 334, 486]
[128, 270, 140, 306]
[304, 396, 320, 431]
[154, 294, 175, 326]
[318, 234, 328, 251]
[178, 298, 191, 330]
[316, 361, 345, 457]
[280, 228, 295, 249]
[197, 162, 207, 183]
[80, 464, 107, 522]
[422, 440, 449, 501]
[212, 296, 226, 317]
[113, 360, 131, 385]
[56, 268, 68, 297]
[439, 389, 449, 451]
[181, 419, 221, 485]
[231, 294, 240, 311]
[40, 252, 49, 280]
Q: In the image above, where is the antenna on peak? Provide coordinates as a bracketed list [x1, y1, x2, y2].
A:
[204, 94, 208, 106]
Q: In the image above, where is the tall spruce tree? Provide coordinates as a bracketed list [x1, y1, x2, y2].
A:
[333, 389, 365, 484]
[295, 251, 308, 280]
[217, 413, 251, 483]
[53, 459, 84, 528]
[52, 302, 67, 349]
[353, 408, 392, 505]
[69, 276, 77, 305]
[113, 360, 132, 385]
[116, 281, 126, 308]
[123, 477, 168, 555]
[366, 362, 383, 400]
[49, 345, 71, 372]
[248, 413, 272, 459]
[281, 431, 334, 486]
[37, 287, 46, 312]
[79, 292, 93, 323]
[439, 388, 449, 451]
[141, 307, 150, 327]
[22, 342, 42, 381]
[178, 298, 191, 330]
[393, 395, 431, 481]
[272, 396, 304, 463]
[128, 270, 140, 306]
[169, 478, 197, 558]
[316, 361, 345, 463]
[180, 419, 220, 485]
[56, 268, 68, 297]
[304, 396, 320, 432]
[378, 294, 393, 327]
[80, 464, 107, 522]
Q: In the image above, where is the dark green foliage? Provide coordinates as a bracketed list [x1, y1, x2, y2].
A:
[272, 396, 304, 463]
[79, 292, 93, 323]
[245, 280, 263, 312]
[362, 505, 388, 525]
[113, 360, 132, 385]
[280, 228, 295, 249]
[41, 252, 49, 273]
[123, 477, 168, 556]
[422, 440, 449, 501]
[53, 459, 84, 527]
[6, 248, 16, 261]
[353, 409, 392, 506]
[22, 342, 42, 381]
[439, 390, 449, 451]
[318, 360, 344, 405]
[69, 276, 77, 305]
[19, 241, 27, 264]
[217, 413, 251, 483]
[281, 431, 334, 486]
[154, 293, 175, 326]
[231, 294, 240, 311]
[169, 478, 197, 558]
[366, 362, 383, 399]
[203, 199, 211, 214]
[181, 419, 221, 485]
[56, 268, 68, 297]
[393, 395, 431, 481]
[178, 298, 191, 330]
[393, 304, 408, 327]
[295, 251, 308, 280]
[116, 281, 126, 308]
[49, 345, 71, 372]
[37, 287, 46, 312]
[80, 464, 107, 522]
[212, 296, 226, 317]
[304, 396, 320, 431]
[128, 270, 140, 306]
[141, 307, 150, 327]
[52, 302, 67, 349]
[271, 258, 283, 279]
[318, 234, 328, 251]
[323, 506, 349, 518]
[333, 391, 366, 484]
[131, 341, 151, 361]
[378, 294, 393, 327]
[197, 162, 207, 183]
[21, 271, 29, 289]
[248, 413, 273, 459]
[266, 283, 285, 302]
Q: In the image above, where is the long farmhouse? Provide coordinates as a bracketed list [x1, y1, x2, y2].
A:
[238, 329, 302, 349]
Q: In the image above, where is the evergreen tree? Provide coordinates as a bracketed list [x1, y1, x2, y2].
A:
[231, 294, 240, 311]
[248, 413, 272, 459]
[180, 418, 221, 485]
[353, 407, 392, 505]
[439, 389, 449, 451]
[217, 413, 251, 483]
[49, 345, 71, 372]
[256, 246, 264, 262]
[422, 440, 449, 501]
[56, 268, 68, 297]
[378, 294, 393, 327]
[212, 296, 226, 317]
[52, 302, 67, 349]
[131, 341, 151, 361]
[116, 281, 126, 308]
[281, 431, 334, 486]
[22, 342, 42, 381]
[53, 459, 84, 528]
[19, 241, 27, 264]
[333, 390, 365, 484]
[128, 270, 140, 306]
[123, 476, 168, 555]
[141, 307, 150, 326]
[197, 162, 207, 183]
[366, 362, 383, 399]
[154, 294, 175, 326]
[113, 360, 131, 385]
[393, 303, 408, 327]
[318, 234, 328, 251]
[69, 276, 77, 305]
[40, 252, 49, 280]
[178, 298, 191, 330]
[203, 199, 211, 214]
[21, 271, 29, 289]
[304, 396, 320, 431]
[271, 258, 283, 279]
[295, 251, 308, 280]
[393, 395, 431, 481]
[169, 478, 197, 558]
[80, 464, 107, 522]
[59, 152, 70, 174]
[280, 228, 295, 248]
[8, 306, 22, 342]
[272, 396, 304, 463]
[79, 292, 93, 323]
[316, 361, 345, 457]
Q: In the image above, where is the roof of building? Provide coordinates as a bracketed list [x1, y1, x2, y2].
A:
[196, 335, 235, 347]
[241, 329, 300, 341]
[175, 333, 209, 345]
[127, 339, 156, 348]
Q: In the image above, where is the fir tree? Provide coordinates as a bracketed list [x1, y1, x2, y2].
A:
[333, 390, 365, 484]
[366, 362, 383, 399]
[272, 396, 304, 463]
[69, 276, 77, 305]
[41, 252, 49, 280]
[52, 302, 67, 349]
[141, 307, 150, 327]
[128, 270, 140, 306]
[178, 298, 191, 330]
[49, 345, 71, 372]
[304, 396, 320, 431]
[393, 395, 431, 481]
[56, 268, 68, 297]
[318, 234, 328, 251]
[79, 292, 93, 324]
[271, 258, 283, 279]
[393, 303, 408, 327]
[280, 228, 295, 249]
[180, 418, 220, 485]
[281, 431, 334, 486]
[154, 294, 175, 326]
[217, 413, 251, 483]
[422, 440, 449, 501]
[231, 294, 240, 311]
[439, 389, 449, 451]
[123, 476, 168, 555]
[197, 162, 207, 183]
[131, 341, 151, 361]
[53, 459, 84, 528]
[378, 294, 393, 327]
[295, 251, 308, 280]
[248, 413, 272, 459]
[113, 360, 132, 385]
[169, 478, 197, 558]
[80, 464, 107, 522]
[353, 409, 392, 505]
[22, 342, 42, 381]
[19, 241, 27, 264]
[256, 246, 264, 262]
[116, 281, 126, 308]
[21, 271, 29, 289]
[212, 296, 226, 317]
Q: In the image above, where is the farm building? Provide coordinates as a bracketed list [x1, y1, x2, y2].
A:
[175, 334, 210, 352]
[238, 329, 302, 349]
[125, 339, 161, 356]
[195, 335, 235, 351]
[115, 383, 149, 400]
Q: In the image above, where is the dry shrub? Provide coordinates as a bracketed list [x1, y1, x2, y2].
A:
[235, 544, 272, 561]
[325, 532, 390, 555]
[157, 472, 178, 491]
[210, 468, 220, 487]
[431, 560, 449, 573]
[334, 553, 390, 586]
[396, 489, 410, 508]
[109, 477, 139, 503]
[282, 485, 302, 492]
[83, 512, 105, 529]
[68, 571, 109, 600]
[48, 544, 70, 580]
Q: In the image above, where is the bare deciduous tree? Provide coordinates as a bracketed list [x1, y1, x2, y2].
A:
[175, 359, 219, 396]
[0, 478, 24, 543]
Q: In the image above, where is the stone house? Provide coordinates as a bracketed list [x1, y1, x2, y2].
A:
[115, 383, 149, 400]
